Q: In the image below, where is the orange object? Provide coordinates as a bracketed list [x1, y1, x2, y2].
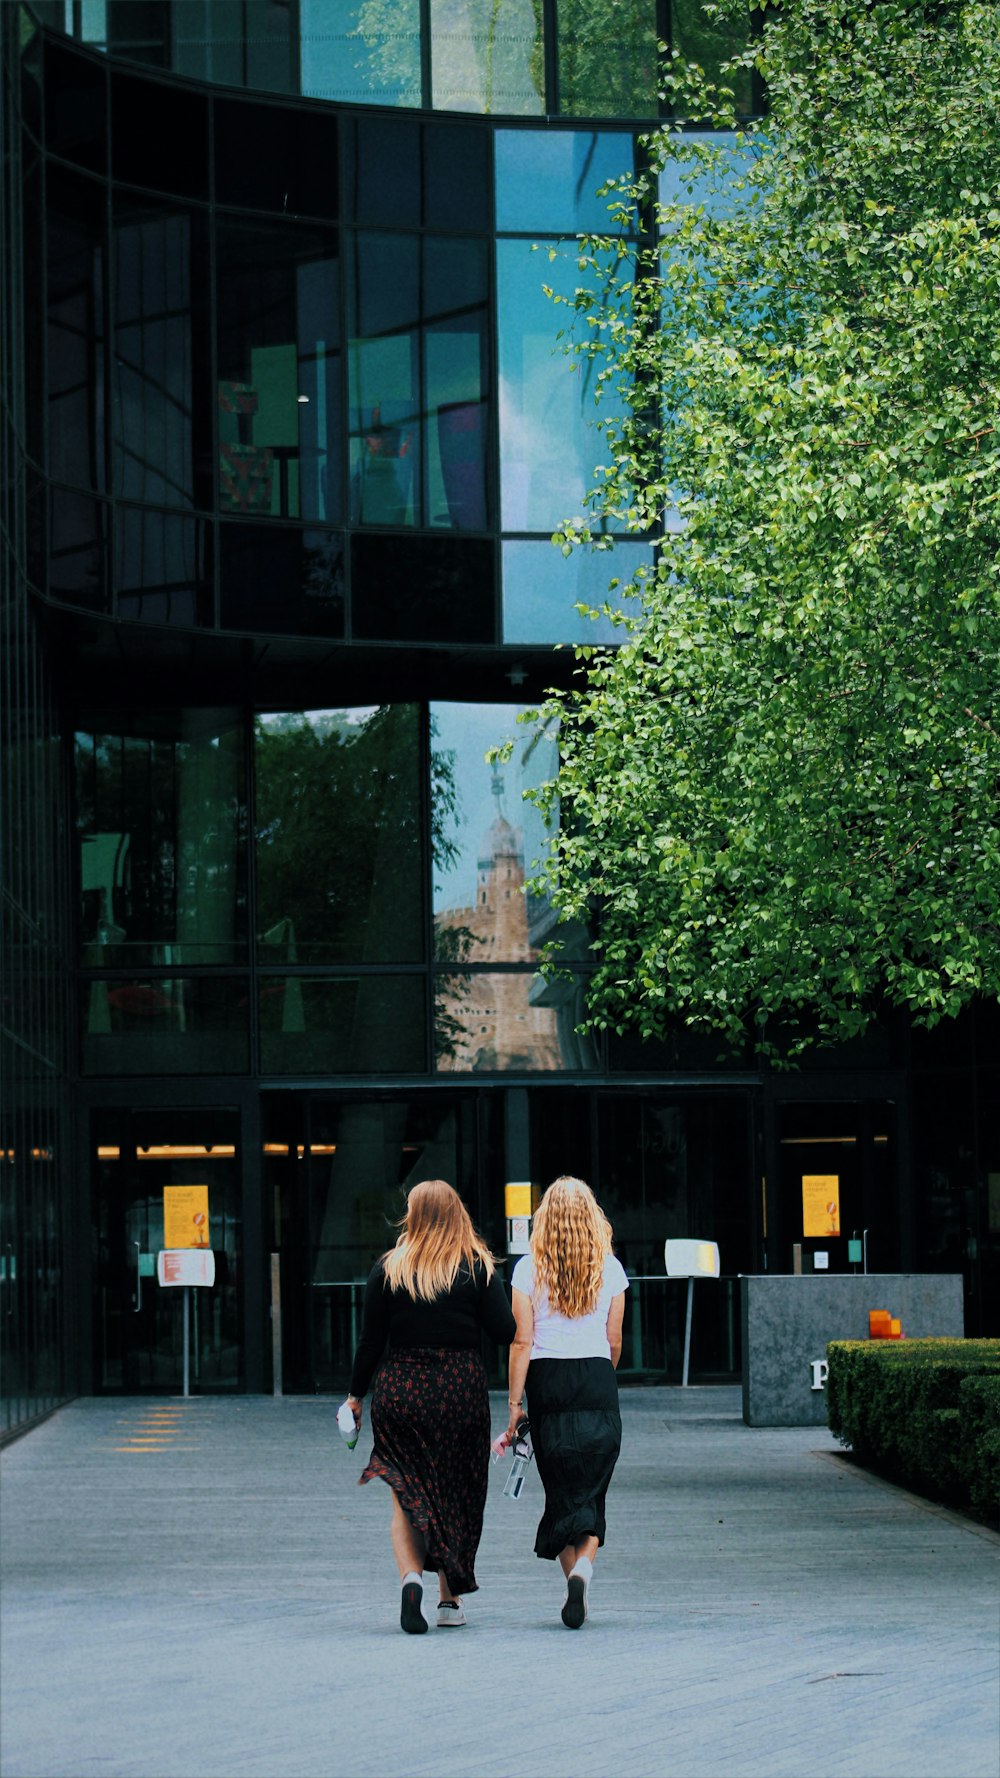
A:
[890, 1318, 902, 1338]
[869, 1310, 892, 1338]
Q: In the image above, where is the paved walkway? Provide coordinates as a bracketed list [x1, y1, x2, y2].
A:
[1, 1389, 997, 1778]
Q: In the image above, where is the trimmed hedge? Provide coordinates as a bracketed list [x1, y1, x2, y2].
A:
[825, 1338, 1000, 1527]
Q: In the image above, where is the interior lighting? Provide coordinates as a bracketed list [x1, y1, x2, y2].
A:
[135, 1144, 236, 1160]
[297, 394, 309, 403]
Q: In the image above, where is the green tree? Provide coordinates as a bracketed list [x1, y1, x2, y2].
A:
[525, 0, 1000, 1058]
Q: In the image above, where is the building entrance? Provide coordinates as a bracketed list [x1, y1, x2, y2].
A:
[775, 1098, 900, 1275]
[92, 1107, 243, 1391]
[262, 1091, 506, 1394]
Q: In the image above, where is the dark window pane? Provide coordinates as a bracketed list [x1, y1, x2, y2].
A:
[112, 195, 211, 508]
[244, 0, 297, 94]
[46, 167, 106, 491]
[116, 508, 213, 626]
[495, 128, 634, 234]
[173, 0, 245, 85]
[43, 36, 107, 174]
[82, 976, 249, 1074]
[214, 98, 339, 221]
[23, 157, 44, 464]
[259, 976, 426, 1073]
[26, 472, 46, 593]
[217, 220, 342, 524]
[302, 1, 422, 108]
[219, 524, 344, 635]
[423, 122, 490, 230]
[351, 534, 494, 641]
[430, 0, 543, 114]
[107, 0, 170, 68]
[348, 234, 489, 531]
[670, 0, 754, 117]
[74, 714, 248, 966]
[19, 11, 44, 139]
[49, 488, 108, 609]
[556, 0, 659, 118]
[111, 71, 208, 199]
[345, 117, 421, 225]
[254, 706, 424, 964]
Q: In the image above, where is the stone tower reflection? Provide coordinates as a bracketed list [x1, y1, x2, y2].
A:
[435, 766, 561, 1071]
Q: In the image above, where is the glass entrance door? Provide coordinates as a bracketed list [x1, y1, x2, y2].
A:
[777, 1099, 898, 1275]
[93, 1106, 243, 1391]
[262, 1091, 504, 1393]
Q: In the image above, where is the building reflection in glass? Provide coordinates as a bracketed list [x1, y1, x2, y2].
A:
[432, 702, 595, 1071]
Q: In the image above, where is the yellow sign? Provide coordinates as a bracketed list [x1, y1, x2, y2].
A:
[505, 1182, 533, 1219]
[802, 1174, 840, 1238]
[163, 1185, 210, 1248]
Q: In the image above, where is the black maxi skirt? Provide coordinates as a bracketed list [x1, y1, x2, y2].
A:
[525, 1356, 622, 1560]
[359, 1346, 490, 1596]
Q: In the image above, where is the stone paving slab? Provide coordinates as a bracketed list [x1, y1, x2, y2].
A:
[1, 1389, 997, 1778]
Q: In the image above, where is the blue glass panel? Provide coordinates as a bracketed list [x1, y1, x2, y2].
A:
[430, 0, 543, 116]
[502, 538, 653, 644]
[495, 128, 634, 234]
[657, 131, 757, 216]
[300, 0, 421, 107]
[497, 237, 610, 531]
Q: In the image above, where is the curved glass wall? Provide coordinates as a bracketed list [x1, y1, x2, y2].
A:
[51, 0, 756, 118]
[32, 27, 720, 651]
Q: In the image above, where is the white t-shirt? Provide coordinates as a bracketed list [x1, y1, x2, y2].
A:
[511, 1252, 629, 1361]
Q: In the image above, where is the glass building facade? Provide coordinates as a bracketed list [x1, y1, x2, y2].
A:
[1, 4, 997, 1424]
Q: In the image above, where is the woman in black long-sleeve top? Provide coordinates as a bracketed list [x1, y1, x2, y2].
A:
[345, 1179, 516, 1634]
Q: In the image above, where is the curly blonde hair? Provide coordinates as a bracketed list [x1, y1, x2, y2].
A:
[383, 1179, 495, 1302]
[529, 1176, 613, 1318]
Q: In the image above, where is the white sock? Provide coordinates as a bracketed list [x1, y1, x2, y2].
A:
[569, 1556, 593, 1581]
[401, 1570, 423, 1590]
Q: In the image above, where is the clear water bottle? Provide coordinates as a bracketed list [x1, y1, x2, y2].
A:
[503, 1423, 532, 1498]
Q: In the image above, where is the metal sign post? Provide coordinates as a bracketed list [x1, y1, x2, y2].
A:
[157, 1249, 216, 1397]
[664, 1239, 721, 1387]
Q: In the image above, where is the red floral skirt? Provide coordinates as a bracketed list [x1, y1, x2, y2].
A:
[359, 1346, 490, 1596]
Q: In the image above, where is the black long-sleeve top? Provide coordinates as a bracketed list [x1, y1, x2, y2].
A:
[349, 1258, 516, 1399]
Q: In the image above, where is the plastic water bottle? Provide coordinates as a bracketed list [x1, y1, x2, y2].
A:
[502, 1424, 532, 1499]
[337, 1399, 359, 1450]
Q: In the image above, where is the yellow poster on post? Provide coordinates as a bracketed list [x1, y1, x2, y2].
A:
[163, 1185, 210, 1248]
[802, 1174, 840, 1238]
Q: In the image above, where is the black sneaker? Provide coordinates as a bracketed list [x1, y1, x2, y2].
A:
[561, 1574, 588, 1630]
[401, 1580, 428, 1634]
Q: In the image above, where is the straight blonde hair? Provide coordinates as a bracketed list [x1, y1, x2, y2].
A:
[383, 1179, 496, 1302]
[529, 1175, 613, 1318]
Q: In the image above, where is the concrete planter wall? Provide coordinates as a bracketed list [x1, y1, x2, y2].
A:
[740, 1274, 965, 1427]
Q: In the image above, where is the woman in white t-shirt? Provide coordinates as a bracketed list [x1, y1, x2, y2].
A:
[506, 1176, 628, 1629]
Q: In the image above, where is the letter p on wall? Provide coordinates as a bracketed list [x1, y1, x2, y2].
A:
[810, 1359, 829, 1392]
